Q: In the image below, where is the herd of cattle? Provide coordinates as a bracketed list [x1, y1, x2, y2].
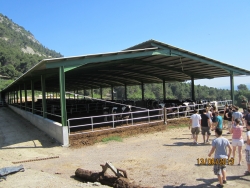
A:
[108, 98, 224, 118]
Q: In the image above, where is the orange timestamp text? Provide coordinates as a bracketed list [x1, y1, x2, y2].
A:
[197, 158, 234, 165]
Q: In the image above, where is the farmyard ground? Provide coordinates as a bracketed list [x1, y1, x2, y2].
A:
[0, 107, 249, 188]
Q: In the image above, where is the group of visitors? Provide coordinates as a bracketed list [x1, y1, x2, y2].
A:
[189, 104, 250, 188]
[189, 106, 222, 145]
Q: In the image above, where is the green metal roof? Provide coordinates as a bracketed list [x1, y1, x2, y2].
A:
[3, 39, 250, 92]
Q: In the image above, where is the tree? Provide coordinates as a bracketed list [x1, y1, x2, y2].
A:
[237, 84, 248, 91]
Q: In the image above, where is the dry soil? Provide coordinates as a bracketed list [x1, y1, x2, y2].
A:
[0, 107, 250, 188]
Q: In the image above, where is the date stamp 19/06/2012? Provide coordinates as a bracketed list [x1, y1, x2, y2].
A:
[197, 158, 234, 166]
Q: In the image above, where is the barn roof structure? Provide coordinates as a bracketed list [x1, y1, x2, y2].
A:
[2, 39, 250, 93]
[1, 39, 250, 127]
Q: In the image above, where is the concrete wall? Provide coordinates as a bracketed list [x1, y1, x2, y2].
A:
[9, 106, 69, 146]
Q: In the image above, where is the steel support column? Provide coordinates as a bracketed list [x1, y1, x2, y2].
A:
[163, 79, 166, 101]
[111, 85, 114, 100]
[31, 80, 35, 114]
[141, 82, 144, 101]
[24, 83, 27, 111]
[100, 87, 103, 99]
[16, 88, 18, 105]
[13, 90, 16, 104]
[59, 66, 67, 126]
[191, 76, 195, 101]
[19, 85, 22, 108]
[41, 75, 47, 118]
[230, 71, 235, 105]
[125, 84, 127, 100]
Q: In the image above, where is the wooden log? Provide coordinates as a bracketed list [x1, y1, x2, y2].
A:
[75, 168, 144, 188]
[75, 168, 118, 187]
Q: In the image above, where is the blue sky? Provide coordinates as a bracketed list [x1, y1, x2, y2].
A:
[1, 0, 250, 89]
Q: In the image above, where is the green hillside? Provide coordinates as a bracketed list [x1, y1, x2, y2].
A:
[0, 13, 63, 89]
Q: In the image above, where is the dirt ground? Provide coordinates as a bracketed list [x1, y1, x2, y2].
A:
[0, 107, 250, 188]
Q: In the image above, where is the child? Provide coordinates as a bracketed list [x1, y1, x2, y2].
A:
[230, 118, 244, 165]
[208, 127, 232, 188]
[244, 121, 250, 175]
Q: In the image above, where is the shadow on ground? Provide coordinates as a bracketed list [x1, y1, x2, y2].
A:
[163, 175, 250, 187]
[0, 107, 60, 149]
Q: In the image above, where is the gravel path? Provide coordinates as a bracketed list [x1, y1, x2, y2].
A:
[0, 107, 250, 188]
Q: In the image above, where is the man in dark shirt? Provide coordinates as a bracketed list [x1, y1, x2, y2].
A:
[226, 106, 233, 134]
[201, 109, 211, 144]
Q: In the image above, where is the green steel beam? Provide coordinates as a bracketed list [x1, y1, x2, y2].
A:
[99, 68, 164, 81]
[41, 75, 47, 118]
[124, 59, 213, 79]
[31, 80, 35, 114]
[230, 71, 235, 105]
[99, 68, 185, 82]
[82, 72, 162, 83]
[66, 78, 111, 87]
[68, 72, 141, 85]
[59, 66, 67, 126]
[46, 49, 172, 69]
[67, 76, 125, 86]
[64, 65, 81, 72]
[151, 42, 249, 75]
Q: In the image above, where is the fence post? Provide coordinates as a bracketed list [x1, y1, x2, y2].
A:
[148, 109, 150, 123]
[164, 107, 167, 125]
[131, 113, 133, 125]
[177, 107, 179, 118]
[112, 114, 115, 128]
[91, 117, 93, 131]
[68, 120, 71, 135]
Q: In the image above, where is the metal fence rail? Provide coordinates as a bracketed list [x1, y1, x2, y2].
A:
[68, 100, 232, 135]
[9, 99, 232, 135]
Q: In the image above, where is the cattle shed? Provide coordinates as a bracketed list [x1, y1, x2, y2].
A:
[1, 39, 250, 146]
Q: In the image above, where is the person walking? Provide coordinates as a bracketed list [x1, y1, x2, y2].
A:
[223, 104, 229, 129]
[213, 111, 223, 130]
[230, 118, 244, 165]
[244, 108, 250, 127]
[244, 121, 250, 175]
[232, 106, 244, 126]
[189, 109, 201, 145]
[206, 106, 213, 125]
[211, 107, 217, 129]
[208, 127, 232, 188]
[225, 106, 233, 134]
[201, 109, 211, 144]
